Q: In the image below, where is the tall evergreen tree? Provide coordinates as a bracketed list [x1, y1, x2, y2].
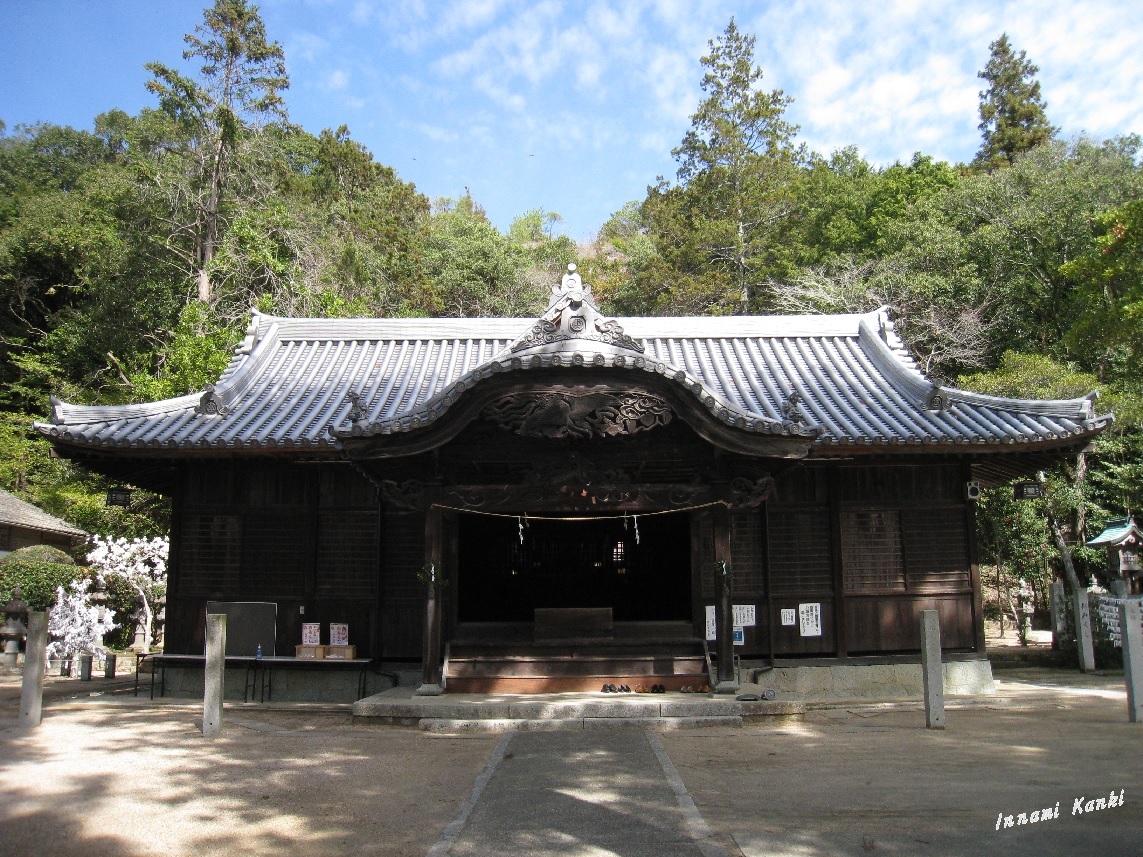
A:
[145, 0, 289, 303]
[974, 33, 1055, 170]
[644, 18, 803, 314]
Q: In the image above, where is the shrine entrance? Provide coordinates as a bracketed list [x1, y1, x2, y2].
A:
[456, 511, 693, 625]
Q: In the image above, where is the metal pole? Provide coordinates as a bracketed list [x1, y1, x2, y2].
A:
[20, 612, 48, 728]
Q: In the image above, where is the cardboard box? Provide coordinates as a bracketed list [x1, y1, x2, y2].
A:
[324, 645, 357, 660]
[295, 645, 326, 659]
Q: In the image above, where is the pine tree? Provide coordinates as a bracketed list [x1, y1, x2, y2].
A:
[975, 33, 1055, 171]
[146, 0, 289, 303]
[650, 18, 802, 313]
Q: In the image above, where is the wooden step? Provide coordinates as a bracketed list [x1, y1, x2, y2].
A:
[444, 675, 713, 694]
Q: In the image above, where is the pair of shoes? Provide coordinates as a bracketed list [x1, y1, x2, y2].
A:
[650, 684, 666, 693]
[618, 684, 631, 693]
[635, 684, 648, 693]
[601, 683, 619, 693]
[680, 685, 695, 693]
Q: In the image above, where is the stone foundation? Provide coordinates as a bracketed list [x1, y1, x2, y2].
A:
[744, 658, 995, 699]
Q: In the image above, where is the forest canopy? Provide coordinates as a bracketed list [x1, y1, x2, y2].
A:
[2, 6, 1140, 602]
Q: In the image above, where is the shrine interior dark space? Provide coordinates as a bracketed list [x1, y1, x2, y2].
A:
[456, 511, 692, 623]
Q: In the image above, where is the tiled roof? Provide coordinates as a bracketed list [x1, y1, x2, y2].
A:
[1088, 516, 1141, 548]
[0, 488, 86, 537]
[35, 301, 1111, 456]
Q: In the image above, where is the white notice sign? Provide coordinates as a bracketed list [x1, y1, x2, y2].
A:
[732, 604, 756, 627]
[706, 605, 757, 640]
[330, 623, 349, 647]
[301, 623, 320, 646]
[780, 608, 796, 626]
[799, 603, 822, 637]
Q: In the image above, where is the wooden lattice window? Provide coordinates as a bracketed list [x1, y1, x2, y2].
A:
[841, 510, 905, 593]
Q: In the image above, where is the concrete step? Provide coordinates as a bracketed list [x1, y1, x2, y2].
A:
[418, 715, 744, 732]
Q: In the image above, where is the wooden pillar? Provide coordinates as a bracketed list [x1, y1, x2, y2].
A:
[417, 505, 444, 696]
[964, 462, 987, 655]
[829, 468, 847, 659]
[713, 505, 739, 694]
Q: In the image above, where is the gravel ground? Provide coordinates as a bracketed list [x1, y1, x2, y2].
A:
[0, 683, 497, 857]
[1, 667, 1139, 857]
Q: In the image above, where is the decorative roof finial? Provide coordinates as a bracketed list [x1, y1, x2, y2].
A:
[553, 263, 591, 306]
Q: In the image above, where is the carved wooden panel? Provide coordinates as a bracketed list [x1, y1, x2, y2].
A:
[484, 390, 672, 439]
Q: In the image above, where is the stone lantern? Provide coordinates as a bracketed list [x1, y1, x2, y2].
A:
[1086, 516, 1143, 596]
[1, 585, 29, 668]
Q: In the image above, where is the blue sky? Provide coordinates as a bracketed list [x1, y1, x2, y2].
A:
[2, 1, 1141, 241]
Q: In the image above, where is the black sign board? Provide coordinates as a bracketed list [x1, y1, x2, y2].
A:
[106, 487, 133, 507]
[1014, 481, 1046, 500]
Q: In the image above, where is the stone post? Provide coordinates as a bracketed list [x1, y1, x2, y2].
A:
[203, 613, 226, 736]
[920, 610, 945, 729]
[1119, 599, 1143, 723]
[20, 612, 48, 728]
[1049, 582, 1065, 651]
[1074, 587, 1096, 673]
[104, 652, 117, 679]
[79, 652, 93, 681]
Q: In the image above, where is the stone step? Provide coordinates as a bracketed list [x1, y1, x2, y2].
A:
[418, 715, 744, 733]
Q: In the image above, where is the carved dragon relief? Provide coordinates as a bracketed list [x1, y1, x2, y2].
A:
[484, 390, 673, 439]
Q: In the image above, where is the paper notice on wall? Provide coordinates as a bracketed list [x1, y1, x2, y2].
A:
[799, 603, 822, 637]
[732, 604, 756, 627]
[780, 608, 796, 626]
[301, 623, 320, 646]
[330, 623, 349, 647]
[707, 605, 756, 639]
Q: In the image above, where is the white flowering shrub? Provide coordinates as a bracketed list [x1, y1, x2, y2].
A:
[87, 536, 169, 653]
[46, 579, 118, 662]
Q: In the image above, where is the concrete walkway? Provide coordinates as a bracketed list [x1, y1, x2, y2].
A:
[430, 728, 725, 856]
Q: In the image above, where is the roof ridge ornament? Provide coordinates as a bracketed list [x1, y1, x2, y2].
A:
[510, 264, 644, 354]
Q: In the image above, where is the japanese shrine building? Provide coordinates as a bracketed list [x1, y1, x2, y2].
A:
[36, 266, 1110, 693]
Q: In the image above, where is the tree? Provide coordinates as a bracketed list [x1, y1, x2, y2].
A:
[145, 0, 289, 303]
[423, 194, 541, 317]
[974, 33, 1055, 171]
[644, 18, 804, 313]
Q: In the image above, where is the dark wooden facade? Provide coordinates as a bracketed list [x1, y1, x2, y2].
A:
[163, 414, 984, 663]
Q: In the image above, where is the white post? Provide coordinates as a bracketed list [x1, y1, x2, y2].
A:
[1119, 600, 1143, 723]
[20, 612, 48, 728]
[203, 613, 226, 736]
[1074, 587, 1096, 673]
[921, 610, 945, 729]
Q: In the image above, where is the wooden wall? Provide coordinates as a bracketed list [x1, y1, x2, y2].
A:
[698, 461, 980, 659]
[166, 461, 398, 658]
[164, 456, 981, 663]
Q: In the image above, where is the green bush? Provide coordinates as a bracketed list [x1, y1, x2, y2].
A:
[0, 544, 76, 566]
[0, 559, 88, 611]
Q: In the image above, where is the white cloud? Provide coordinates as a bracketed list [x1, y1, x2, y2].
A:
[324, 69, 350, 91]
